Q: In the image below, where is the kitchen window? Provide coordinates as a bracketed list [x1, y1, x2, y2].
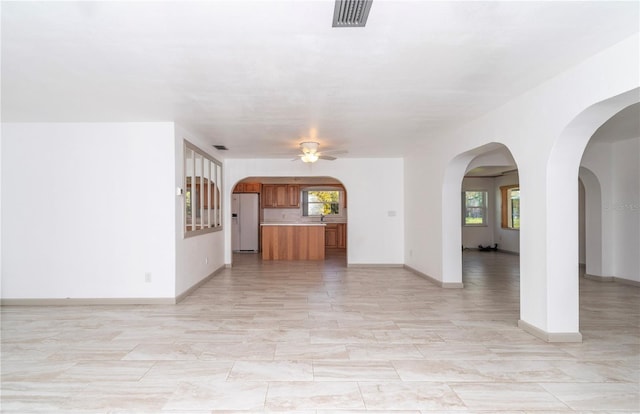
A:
[501, 185, 520, 229]
[302, 190, 341, 217]
[184, 141, 223, 236]
[463, 190, 487, 226]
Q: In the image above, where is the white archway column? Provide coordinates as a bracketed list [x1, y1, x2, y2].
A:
[519, 88, 639, 342]
[517, 153, 583, 342]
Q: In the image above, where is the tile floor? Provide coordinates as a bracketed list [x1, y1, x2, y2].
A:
[1, 250, 638, 412]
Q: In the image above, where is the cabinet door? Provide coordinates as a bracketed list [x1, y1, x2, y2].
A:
[233, 183, 244, 193]
[325, 225, 338, 248]
[262, 185, 276, 208]
[274, 185, 288, 207]
[286, 185, 300, 207]
[337, 223, 347, 249]
[244, 182, 261, 193]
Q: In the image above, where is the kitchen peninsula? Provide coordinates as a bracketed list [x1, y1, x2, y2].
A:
[261, 223, 326, 260]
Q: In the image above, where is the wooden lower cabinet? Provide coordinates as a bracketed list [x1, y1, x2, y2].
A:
[261, 225, 325, 260]
[337, 223, 346, 248]
[325, 223, 346, 249]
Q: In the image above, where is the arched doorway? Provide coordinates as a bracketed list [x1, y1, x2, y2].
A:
[579, 103, 640, 284]
[230, 176, 348, 266]
[442, 142, 519, 288]
[541, 88, 639, 341]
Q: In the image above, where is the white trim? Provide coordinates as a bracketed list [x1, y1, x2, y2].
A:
[584, 274, 640, 287]
[1, 298, 176, 306]
[1, 265, 228, 306]
[404, 265, 464, 289]
[518, 320, 583, 343]
[175, 265, 226, 303]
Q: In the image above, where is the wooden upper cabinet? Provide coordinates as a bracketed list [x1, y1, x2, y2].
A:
[262, 184, 299, 208]
[286, 185, 299, 207]
[261, 185, 277, 207]
[243, 182, 261, 193]
[234, 182, 261, 193]
[274, 185, 287, 207]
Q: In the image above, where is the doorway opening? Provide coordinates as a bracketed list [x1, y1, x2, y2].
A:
[231, 176, 348, 266]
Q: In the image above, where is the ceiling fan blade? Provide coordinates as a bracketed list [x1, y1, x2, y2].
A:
[318, 155, 336, 161]
[320, 149, 348, 155]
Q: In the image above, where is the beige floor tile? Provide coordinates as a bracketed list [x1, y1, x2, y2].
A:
[392, 360, 489, 382]
[358, 381, 466, 410]
[63, 380, 175, 411]
[275, 343, 350, 360]
[56, 360, 155, 382]
[450, 383, 570, 410]
[140, 360, 234, 383]
[122, 342, 202, 360]
[541, 382, 640, 410]
[265, 381, 365, 410]
[313, 360, 401, 381]
[347, 344, 424, 360]
[1, 251, 638, 412]
[227, 360, 314, 381]
[163, 382, 268, 411]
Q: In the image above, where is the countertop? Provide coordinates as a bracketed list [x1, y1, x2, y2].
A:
[260, 222, 327, 226]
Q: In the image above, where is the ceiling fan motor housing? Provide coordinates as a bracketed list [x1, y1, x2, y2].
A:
[300, 141, 320, 154]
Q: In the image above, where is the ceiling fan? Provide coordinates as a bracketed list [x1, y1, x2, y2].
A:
[295, 141, 344, 163]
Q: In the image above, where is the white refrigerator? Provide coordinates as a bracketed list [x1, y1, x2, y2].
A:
[231, 193, 259, 252]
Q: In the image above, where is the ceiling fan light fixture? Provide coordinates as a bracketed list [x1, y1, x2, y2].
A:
[301, 153, 319, 163]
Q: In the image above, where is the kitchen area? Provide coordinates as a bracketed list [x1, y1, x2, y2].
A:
[231, 177, 347, 261]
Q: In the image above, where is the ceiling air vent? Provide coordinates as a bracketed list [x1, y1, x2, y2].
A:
[332, 0, 373, 27]
[213, 145, 228, 151]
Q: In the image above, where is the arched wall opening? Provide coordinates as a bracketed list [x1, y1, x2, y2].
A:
[578, 167, 603, 278]
[579, 102, 640, 284]
[228, 176, 348, 266]
[542, 87, 639, 339]
[442, 142, 519, 287]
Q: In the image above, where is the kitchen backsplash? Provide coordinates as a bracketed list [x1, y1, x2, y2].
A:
[263, 208, 347, 223]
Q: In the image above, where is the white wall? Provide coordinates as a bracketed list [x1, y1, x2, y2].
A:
[1, 123, 176, 299]
[581, 137, 639, 283]
[224, 158, 404, 266]
[404, 34, 638, 336]
[611, 137, 639, 282]
[174, 125, 226, 297]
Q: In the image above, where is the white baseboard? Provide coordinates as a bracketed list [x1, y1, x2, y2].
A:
[518, 320, 583, 343]
[0, 297, 176, 306]
[175, 265, 226, 303]
[404, 265, 464, 289]
[584, 273, 640, 287]
[1, 265, 227, 307]
[347, 263, 403, 268]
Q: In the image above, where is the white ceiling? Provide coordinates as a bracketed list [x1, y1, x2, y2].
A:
[2, 1, 638, 159]
[590, 103, 640, 143]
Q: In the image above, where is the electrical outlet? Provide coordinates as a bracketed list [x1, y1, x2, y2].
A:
[145, 272, 152, 283]
[205, 257, 209, 264]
